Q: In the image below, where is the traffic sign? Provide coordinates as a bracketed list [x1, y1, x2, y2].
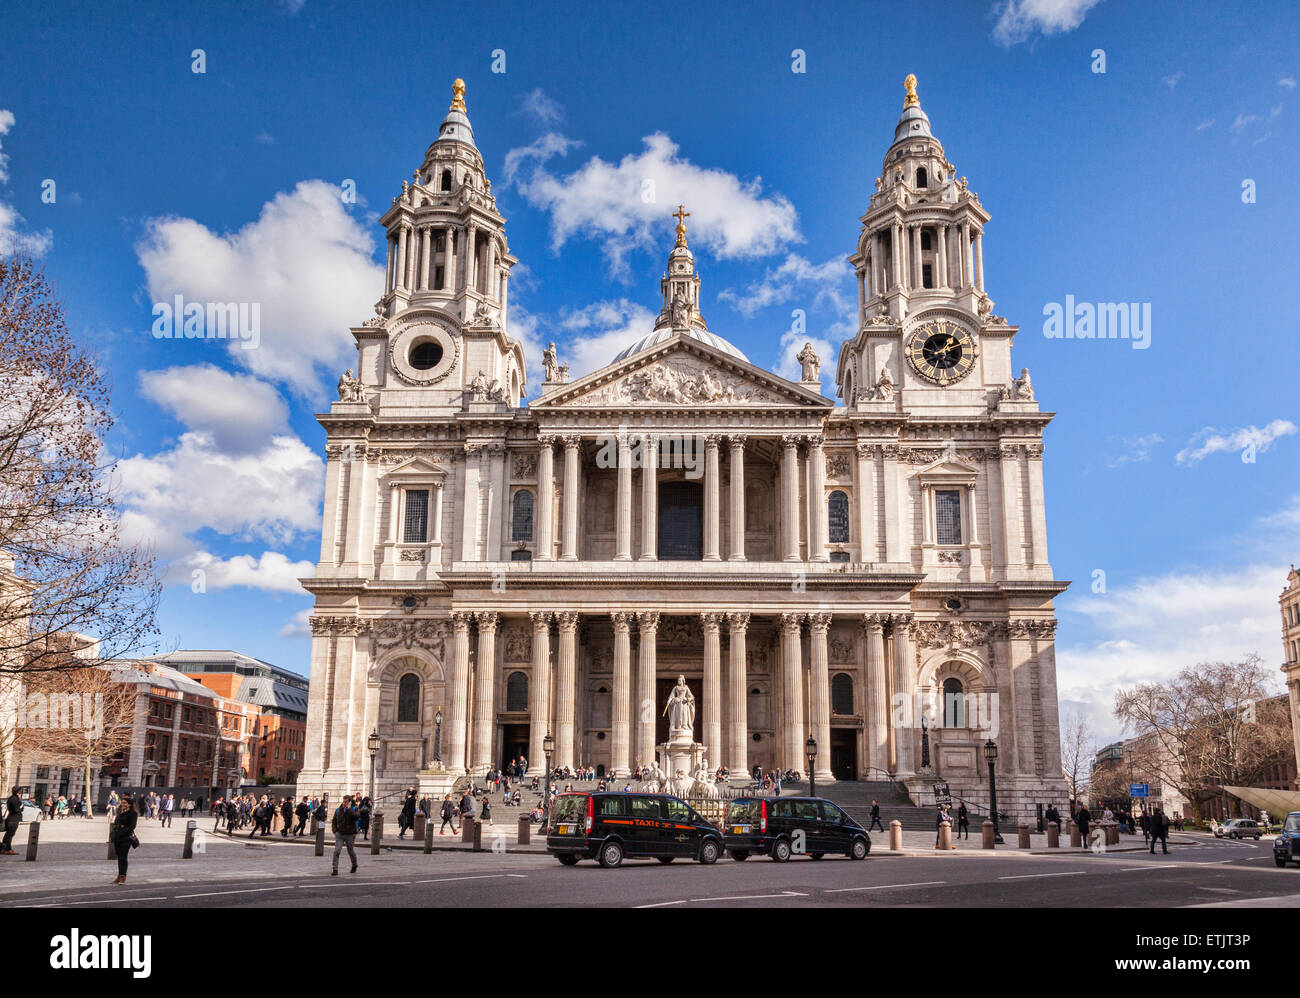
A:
[1129, 783, 1149, 798]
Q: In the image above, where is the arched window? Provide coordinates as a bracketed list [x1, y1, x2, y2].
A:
[505, 671, 528, 712]
[512, 490, 534, 541]
[440, 169, 452, 191]
[831, 673, 854, 715]
[916, 166, 928, 188]
[827, 490, 850, 543]
[397, 673, 421, 723]
[943, 677, 964, 727]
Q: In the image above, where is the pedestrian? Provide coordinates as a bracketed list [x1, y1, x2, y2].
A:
[1076, 803, 1092, 849]
[1149, 807, 1170, 855]
[280, 797, 294, 837]
[868, 800, 884, 833]
[399, 786, 416, 839]
[480, 796, 493, 827]
[957, 802, 970, 840]
[458, 790, 475, 824]
[295, 796, 310, 836]
[358, 796, 372, 840]
[2, 786, 22, 854]
[162, 794, 175, 828]
[110, 794, 138, 885]
[331, 794, 360, 875]
[439, 794, 457, 835]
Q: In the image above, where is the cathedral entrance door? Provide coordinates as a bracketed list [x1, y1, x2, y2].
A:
[830, 729, 857, 781]
[501, 724, 529, 771]
[658, 481, 702, 560]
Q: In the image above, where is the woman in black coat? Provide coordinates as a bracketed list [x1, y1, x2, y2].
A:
[110, 795, 138, 885]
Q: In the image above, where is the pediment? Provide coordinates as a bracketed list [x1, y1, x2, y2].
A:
[381, 456, 448, 481]
[915, 453, 978, 485]
[531, 334, 831, 410]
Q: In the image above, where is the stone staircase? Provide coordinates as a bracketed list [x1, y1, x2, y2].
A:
[814, 779, 990, 832]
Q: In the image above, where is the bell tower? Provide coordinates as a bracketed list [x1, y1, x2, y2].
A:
[653, 205, 710, 334]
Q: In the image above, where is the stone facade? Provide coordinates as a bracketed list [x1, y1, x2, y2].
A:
[298, 77, 1069, 818]
[1281, 566, 1300, 789]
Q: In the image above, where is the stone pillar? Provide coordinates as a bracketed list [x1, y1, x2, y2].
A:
[781, 435, 801, 561]
[527, 611, 552, 776]
[384, 235, 395, 293]
[936, 223, 948, 288]
[728, 435, 746, 561]
[882, 444, 903, 563]
[444, 226, 456, 291]
[470, 612, 498, 769]
[701, 613, 723, 762]
[961, 221, 974, 288]
[500, 270, 509, 325]
[610, 612, 632, 777]
[1025, 444, 1049, 569]
[635, 612, 659, 768]
[466, 224, 477, 292]
[910, 223, 922, 289]
[615, 434, 632, 561]
[780, 613, 805, 769]
[395, 225, 409, 291]
[807, 433, 827, 562]
[855, 443, 875, 562]
[419, 226, 431, 290]
[536, 435, 555, 561]
[560, 435, 580, 561]
[703, 434, 721, 561]
[998, 443, 1024, 572]
[431, 482, 444, 549]
[447, 611, 472, 773]
[890, 613, 915, 778]
[639, 435, 658, 561]
[727, 612, 749, 774]
[554, 612, 578, 770]
[807, 612, 833, 781]
[974, 230, 985, 292]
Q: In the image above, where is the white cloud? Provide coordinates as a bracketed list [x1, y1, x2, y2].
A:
[717, 253, 853, 319]
[137, 363, 289, 454]
[515, 88, 564, 128]
[188, 550, 313, 594]
[553, 299, 659, 378]
[1162, 71, 1184, 91]
[0, 109, 14, 183]
[991, 0, 1103, 46]
[1175, 419, 1297, 465]
[1231, 113, 1259, 132]
[0, 111, 53, 256]
[1280, 77, 1297, 89]
[1195, 118, 1216, 132]
[502, 132, 581, 186]
[254, 131, 275, 145]
[1104, 432, 1162, 468]
[136, 179, 383, 397]
[510, 132, 800, 275]
[280, 607, 313, 638]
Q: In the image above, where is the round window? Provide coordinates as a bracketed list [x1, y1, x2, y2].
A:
[410, 341, 443, 370]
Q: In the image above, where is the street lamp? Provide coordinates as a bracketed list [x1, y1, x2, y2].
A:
[434, 709, 443, 766]
[367, 729, 380, 803]
[984, 739, 1003, 844]
[806, 736, 818, 798]
[542, 732, 555, 827]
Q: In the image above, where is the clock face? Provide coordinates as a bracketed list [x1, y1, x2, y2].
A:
[907, 320, 976, 385]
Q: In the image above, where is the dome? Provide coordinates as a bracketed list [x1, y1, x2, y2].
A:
[437, 109, 477, 149]
[611, 327, 749, 365]
[893, 105, 932, 143]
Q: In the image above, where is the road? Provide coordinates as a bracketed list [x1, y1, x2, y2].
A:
[4, 834, 1297, 908]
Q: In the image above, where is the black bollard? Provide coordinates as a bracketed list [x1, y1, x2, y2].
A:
[424, 816, 433, 854]
[371, 812, 383, 855]
[314, 824, 325, 856]
[183, 820, 198, 859]
[25, 821, 40, 861]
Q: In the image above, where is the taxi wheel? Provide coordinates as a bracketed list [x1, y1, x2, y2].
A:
[1276, 855, 1288, 867]
[698, 839, 720, 865]
[599, 840, 624, 869]
[557, 853, 579, 866]
[810, 852, 825, 860]
[850, 837, 869, 861]
[729, 850, 749, 861]
[657, 856, 675, 864]
[771, 837, 792, 863]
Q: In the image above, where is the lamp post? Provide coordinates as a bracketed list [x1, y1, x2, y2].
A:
[367, 729, 380, 804]
[806, 737, 818, 798]
[983, 739, 1003, 844]
[542, 732, 555, 827]
[434, 709, 443, 767]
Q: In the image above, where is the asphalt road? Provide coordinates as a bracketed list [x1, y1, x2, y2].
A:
[4, 835, 1297, 908]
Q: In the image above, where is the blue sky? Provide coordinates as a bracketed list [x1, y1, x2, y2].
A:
[1, 0, 1296, 740]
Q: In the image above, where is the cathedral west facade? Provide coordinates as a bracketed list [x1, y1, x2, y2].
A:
[299, 76, 1068, 818]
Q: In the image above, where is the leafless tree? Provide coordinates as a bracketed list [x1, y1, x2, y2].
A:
[1059, 707, 1095, 804]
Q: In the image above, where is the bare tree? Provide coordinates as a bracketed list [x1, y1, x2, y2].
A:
[1114, 655, 1291, 820]
[1059, 707, 1095, 804]
[0, 256, 160, 680]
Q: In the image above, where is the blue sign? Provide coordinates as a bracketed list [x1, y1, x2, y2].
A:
[1130, 783, 1150, 798]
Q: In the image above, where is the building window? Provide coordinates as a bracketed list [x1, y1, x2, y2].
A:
[921, 229, 932, 251]
[397, 673, 421, 723]
[441, 169, 452, 191]
[512, 490, 534, 541]
[510, 549, 532, 561]
[935, 489, 962, 545]
[943, 677, 964, 727]
[922, 263, 933, 289]
[827, 490, 850, 543]
[916, 166, 928, 188]
[403, 489, 429, 543]
[831, 673, 854, 715]
[505, 671, 528, 713]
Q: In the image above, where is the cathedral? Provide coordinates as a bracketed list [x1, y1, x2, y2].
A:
[299, 75, 1068, 818]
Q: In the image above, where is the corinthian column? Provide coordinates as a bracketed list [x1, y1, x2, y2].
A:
[780, 612, 805, 768]
[447, 611, 472, 772]
[808, 433, 828, 562]
[781, 435, 802, 561]
[728, 435, 746, 561]
[726, 613, 749, 773]
[470, 611, 498, 770]
[635, 612, 659, 767]
[610, 612, 632, 777]
[639, 435, 658, 561]
[863, 614, 889, 775]
[701, 612, 723, 761]
[536, 435, 555, 561]
[890, 613, 915, 778]
[807, 612, 833, 782]
[419, 226, 431, 290]
[527, 611, 552, 776]
[395, 225, 409, 291]
[703, 435, 721, 561]
[561, 435, 580, 561]
[554, 611, 578, 770]
[615, 434, 632, 560]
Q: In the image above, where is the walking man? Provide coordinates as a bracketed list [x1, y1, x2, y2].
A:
[331, 794, 360, 875]
[2, 786, 22, 854]
[1149, 807, 1170, 855]
[957, 802, 969, 840]
[867, 800, 884, 833]
[439, 793, 457, 835]
[295, 796, 310, 836]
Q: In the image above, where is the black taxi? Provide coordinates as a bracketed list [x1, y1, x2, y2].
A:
[546, 791, 723, 868]
[722, 796, 870, 861]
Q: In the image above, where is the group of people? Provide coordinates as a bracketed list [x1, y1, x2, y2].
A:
[38, 794, 87, 819]
[396, 786, 487, 838]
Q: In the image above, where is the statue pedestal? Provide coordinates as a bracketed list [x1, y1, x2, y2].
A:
[657, 731, 705, 796]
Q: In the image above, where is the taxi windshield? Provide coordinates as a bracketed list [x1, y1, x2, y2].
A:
[549, 794, 586, 828]
[1285, 815, 1300, 834]
[727, 800, 760, 824]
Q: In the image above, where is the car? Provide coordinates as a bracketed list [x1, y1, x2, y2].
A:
[722, 796, 871, 862]
[1273, 813, 1300, 867]
[1216, 818, 1262, 840]
[546, 791, 723, 868]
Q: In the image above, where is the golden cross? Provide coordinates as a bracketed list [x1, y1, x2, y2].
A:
[673, 205, 690, 226]
[673, 205, 690, 246]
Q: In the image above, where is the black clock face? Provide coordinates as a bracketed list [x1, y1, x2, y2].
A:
[908, 321, 975, 385]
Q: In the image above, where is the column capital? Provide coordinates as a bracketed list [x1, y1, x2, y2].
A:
[700, 611, 724, 631]
[636, 611, 660, 633]
[807, 611, 832, 632]
[529, 610, 553, 629]
[781, 433, 804, 450]
[856, 442, 877, 459]
[806, 433, 825, 449]
[474, 610, 499, 632]
[562, 434, 582, 450]
[862, 612, 889, 632]
[726, 611, 750, 633]
[780, 611, 805, 632]
[610, 611, 633, 632]
[704, 433, 723, 450]
[888, 612, 914, 632]
[728, 434, 748, 450]
[451, 610, 474, 632]
[537, 433, 557, 448]
[555, 610, 580, 631]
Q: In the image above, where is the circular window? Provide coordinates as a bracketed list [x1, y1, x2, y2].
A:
[596, 731, 606, 741]
[945, 598, 962, 611]
[752, 733, 762, 742]
[410, 341, 443, 370]
[402, 596, 418, 609]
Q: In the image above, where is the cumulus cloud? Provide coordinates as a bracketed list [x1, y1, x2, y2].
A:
[509, 132, 800, 275]
[1104, 432, 1162, 468]
[991, 0, 1103, 46]
[502, 132, 581, 186]
[718, 253, 853, 319]
[0, 111, 53, 256]
[136, 179, 383, 397]
[514, 88, 564, 128]
[1280, 77, 1297, 89]
[280, 607, 313, 639]
[552, 299, 660, 379]
[137, 364, 290, 454]
[188, 550, 314, 594]
[1175, 419, 1297, 465]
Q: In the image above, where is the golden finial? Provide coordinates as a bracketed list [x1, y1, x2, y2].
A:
[903, 73, 919, 109]
[450, 78, 467, 113]
[672, 204, 690, 247]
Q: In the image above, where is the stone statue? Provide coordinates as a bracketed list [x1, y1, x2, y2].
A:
[663, 675, 696, 734]
[468, 370, 490, 401]
[797, 342, 820, 382]
[1013, 367, 1033, 400]
[871, 365, 895, 401]
[669, 292, 689, 329]
[543, 342, 559, 382]
[558, 362, 569, 383]
[337, 369, 364, 402]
